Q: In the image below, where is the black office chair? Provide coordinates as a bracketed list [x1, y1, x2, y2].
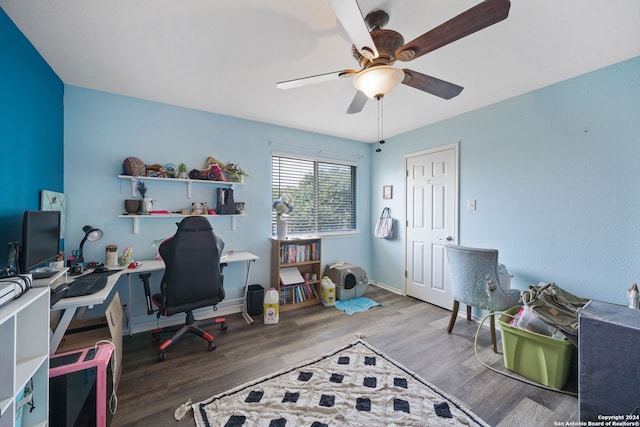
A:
[141, 216, 227, 361]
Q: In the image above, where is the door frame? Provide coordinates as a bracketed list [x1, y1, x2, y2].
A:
[403, 142, 459, 296]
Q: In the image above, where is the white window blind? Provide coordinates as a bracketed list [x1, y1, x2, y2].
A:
[272, 154, 357, 234]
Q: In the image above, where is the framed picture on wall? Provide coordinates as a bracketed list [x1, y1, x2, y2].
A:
[41, 190, 66, 238]
[383, 185, 393, 200]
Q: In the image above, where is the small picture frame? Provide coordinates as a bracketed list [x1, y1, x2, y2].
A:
[383, 185, 393, 200]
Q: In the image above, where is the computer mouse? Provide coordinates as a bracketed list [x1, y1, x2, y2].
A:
[94, 266, 110, 273]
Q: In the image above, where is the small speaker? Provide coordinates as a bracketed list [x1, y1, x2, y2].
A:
[216, 188, 236, 215]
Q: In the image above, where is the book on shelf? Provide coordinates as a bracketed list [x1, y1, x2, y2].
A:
[279, 283, 319, 305]
[278, 242, 319, 264]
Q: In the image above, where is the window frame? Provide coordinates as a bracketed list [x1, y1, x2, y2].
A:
[271, 151, 358, 237]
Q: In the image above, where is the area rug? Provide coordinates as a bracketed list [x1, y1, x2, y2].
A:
[184, 340, 488, 426]
[334, 297, 381, 315]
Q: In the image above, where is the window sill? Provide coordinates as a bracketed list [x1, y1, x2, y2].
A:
[283, 231, 360, 239]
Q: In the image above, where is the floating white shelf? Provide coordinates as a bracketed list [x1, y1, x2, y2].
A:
[118, 214, 245, 234]
[117, 175, 243, 199]
[117, 175, 246, 233]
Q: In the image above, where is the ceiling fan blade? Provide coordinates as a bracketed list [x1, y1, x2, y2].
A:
[327, 0, 379, 59]
[276, 69, 357, 90]
[346, 90, 368, 114]
[397, 0, 511, 62]
[402, 69, 463, 100]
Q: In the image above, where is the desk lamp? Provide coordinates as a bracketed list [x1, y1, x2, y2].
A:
[74, 225, 103, 264]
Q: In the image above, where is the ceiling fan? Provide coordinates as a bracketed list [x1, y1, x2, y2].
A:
[276, 0, 511, 114]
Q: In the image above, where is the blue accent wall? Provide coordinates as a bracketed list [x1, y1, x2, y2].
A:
[0, 8, 64, 264]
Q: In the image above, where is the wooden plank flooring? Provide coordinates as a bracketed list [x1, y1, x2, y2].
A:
[111, 285, 578, 426]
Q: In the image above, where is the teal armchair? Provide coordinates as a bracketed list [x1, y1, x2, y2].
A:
[445, 245, 521, 352]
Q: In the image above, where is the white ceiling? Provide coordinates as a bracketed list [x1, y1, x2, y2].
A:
[2, 0, 640, 142]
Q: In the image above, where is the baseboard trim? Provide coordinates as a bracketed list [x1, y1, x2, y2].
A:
[368, 280, 404, 295]
[127, 303, 243, 335]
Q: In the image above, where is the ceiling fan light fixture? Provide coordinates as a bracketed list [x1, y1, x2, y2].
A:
[353, 66, 405, 99]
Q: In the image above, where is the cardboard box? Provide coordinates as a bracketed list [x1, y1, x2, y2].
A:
[55, 292, 123, 387]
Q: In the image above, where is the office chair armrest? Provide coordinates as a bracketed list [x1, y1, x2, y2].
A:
[218, 272, 225, 302]
[138, 273, 156, 315]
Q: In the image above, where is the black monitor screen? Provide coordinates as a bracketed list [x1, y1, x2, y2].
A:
[19, 210, 61, 273]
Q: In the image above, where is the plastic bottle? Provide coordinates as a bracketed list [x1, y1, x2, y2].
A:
[628, 283, 639, 309]
[321, 276, 336, 307]
[264, 288, 280, 324]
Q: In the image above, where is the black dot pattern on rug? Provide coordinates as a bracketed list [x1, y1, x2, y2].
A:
[297, 371, 313, 381]
[356, 397, 371, 412]
[224, 415, 246, 426]
[394, 398, 410, 413]
[394, 377, 408, 388]
[434, 402, 453, 418]
[282, 391, 299, 403]
[319, 394, 335, 407]
[363, 376, 377, 388]
[330, 373, 344, 383]
[199, 342, 488, 427]
[245, 390, 263, 403]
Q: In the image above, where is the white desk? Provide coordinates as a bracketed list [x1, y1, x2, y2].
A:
[40, 251, 258, 354]
[120, 251, 259, 333]
[38, 268, 123, 355]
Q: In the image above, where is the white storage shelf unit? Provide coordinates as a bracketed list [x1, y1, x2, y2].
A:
[0, 287, 49, 427]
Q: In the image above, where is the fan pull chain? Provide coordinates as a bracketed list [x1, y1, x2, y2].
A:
[376, 95, 385, 153]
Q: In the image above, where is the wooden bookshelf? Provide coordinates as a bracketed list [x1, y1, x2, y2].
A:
[270, 237, 322, 311]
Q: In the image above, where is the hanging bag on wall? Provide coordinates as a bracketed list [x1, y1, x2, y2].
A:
[374, 207, 394, 239]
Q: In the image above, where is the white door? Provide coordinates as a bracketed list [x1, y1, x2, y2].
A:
[405, 143, 458, 309]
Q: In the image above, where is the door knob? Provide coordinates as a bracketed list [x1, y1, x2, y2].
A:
[445, 236, 453, 241]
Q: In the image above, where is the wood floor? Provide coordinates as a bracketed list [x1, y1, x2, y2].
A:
[111, 285, 578, 426]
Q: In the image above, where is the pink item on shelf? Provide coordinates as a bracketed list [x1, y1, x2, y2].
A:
[150, 210, 170, 214]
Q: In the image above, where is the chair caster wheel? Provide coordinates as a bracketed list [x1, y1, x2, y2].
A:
[158, 351, 167, 361]
[220, 322, 228, 332]
[208, 342, 217, 352]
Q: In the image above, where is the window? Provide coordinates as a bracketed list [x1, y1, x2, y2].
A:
[272, 154, 357, 234]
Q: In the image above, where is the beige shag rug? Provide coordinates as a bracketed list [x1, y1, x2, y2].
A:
[178, 340, 488, 427]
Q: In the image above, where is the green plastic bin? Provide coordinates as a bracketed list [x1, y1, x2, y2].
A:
[498, 306, 575, 389]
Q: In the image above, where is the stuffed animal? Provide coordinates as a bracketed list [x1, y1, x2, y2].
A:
[191, 202, 205, 215]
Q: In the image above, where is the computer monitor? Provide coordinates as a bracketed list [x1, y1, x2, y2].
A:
[19, 210, 61, 274]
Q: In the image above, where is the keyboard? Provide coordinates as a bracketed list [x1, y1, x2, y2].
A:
[62, 270, 119, 298]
